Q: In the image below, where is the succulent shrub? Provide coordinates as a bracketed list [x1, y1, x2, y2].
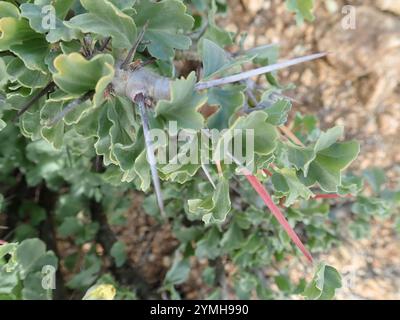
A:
[0, 0, 399, 300]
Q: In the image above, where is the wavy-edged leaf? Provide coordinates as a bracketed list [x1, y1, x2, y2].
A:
[19, 94, 44, 141]
[40, 100, 65, 149]
[66, 0, 137, 49]
[52, 52, 114, 106]
[6, 58, 50, 88]
[155, 72, 206, 129]
[159, 132, 201, 184]
[207, 85, 245, 130]
[201, 39, 254, 80]
[20, 3, 80, 43]
[94, 104, 114, 166]
[189, 176, 231, 224]
[214, 110, 278, 166]
[303, 141, 360, 192]
[264, 99, 292, 126]
[0, 17, 50, 72]
[133, 0, 194, 60]
[15, 239, 46, 279]
[94, 97, 146, 184]
[303, 263, 342, 300]
[164, 257, 190, 286]
[195, 227, 221, 259]
[363, 168, 386, 194]
[108, 96, 138, 166]
[201, 0, 232, 47]
[272, 168, 313, 206]
[288, 126, 360, 192]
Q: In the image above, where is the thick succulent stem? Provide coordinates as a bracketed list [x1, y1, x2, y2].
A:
[113, 52, 326, 102]
[113, 67, 171, 101]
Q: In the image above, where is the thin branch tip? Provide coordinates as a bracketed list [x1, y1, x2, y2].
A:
[121, 21, 149, 70]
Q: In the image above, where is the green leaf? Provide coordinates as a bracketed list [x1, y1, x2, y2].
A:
[0, 2, 20, 19]
[20, 3, 80, 43]
[234, 272, 258, 299]
[22, 262, 56, 300]
[264, 99, 292, 126]
[272, 168, 313, 206]
[189, 177, 231, 224]
[6, 58, 50, 88]
[304, 141, 360, 192]
[286, 0, 315, 25]
[133, 149, 151, 190]
[58, 217, 82, 237]
[349, 219, 371, 239]
[287, 144, 315, 173]
[108, 0, 136, 10]
[292, 112, 320, 143]
[234, 111, 279, 156]
[52, 0, 77, 19]
[95, 105, 114, 166]
[52, 52, 114, 106]
[208, 176, 231, 223]
[200, 39, 253, 80]
[314, 126, 344, 153]
[201, 0, 232, 47]
[0, 118, 5, 132]
[274, 275, 292, 293]
[83, 284, 116, 300]
[214, 110, 278, 165]
[195, 227, 221, 259]
[159, 134, 201, 184]
[67, 261, 101, 289]
[338, 174, 364, 195]
[221, 221, 244, 252]
[207, 85, 245, 130]
[164, 258, 190, 286]
[0, 18, 29, 50]
[133, 0, 194, 60]
[0, 57, 10, 90]
[363, 168, 386, 194]
[288, 126, 360, 192]
[0, 268, 18, 296]
[0, 17, 50, 72]
[201, 39, 230, 78]
[108, 96, 137, 158]
[40, 102, 67, 149]
[15, 239, 46, 279]
[303, 263, 342, 300]
[0, 243, 18, 260]
[110, 241, 127, 267]
[352, 196, 391, 218]
[155, 72, 206, 129]
[66, 0, 137, 49]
